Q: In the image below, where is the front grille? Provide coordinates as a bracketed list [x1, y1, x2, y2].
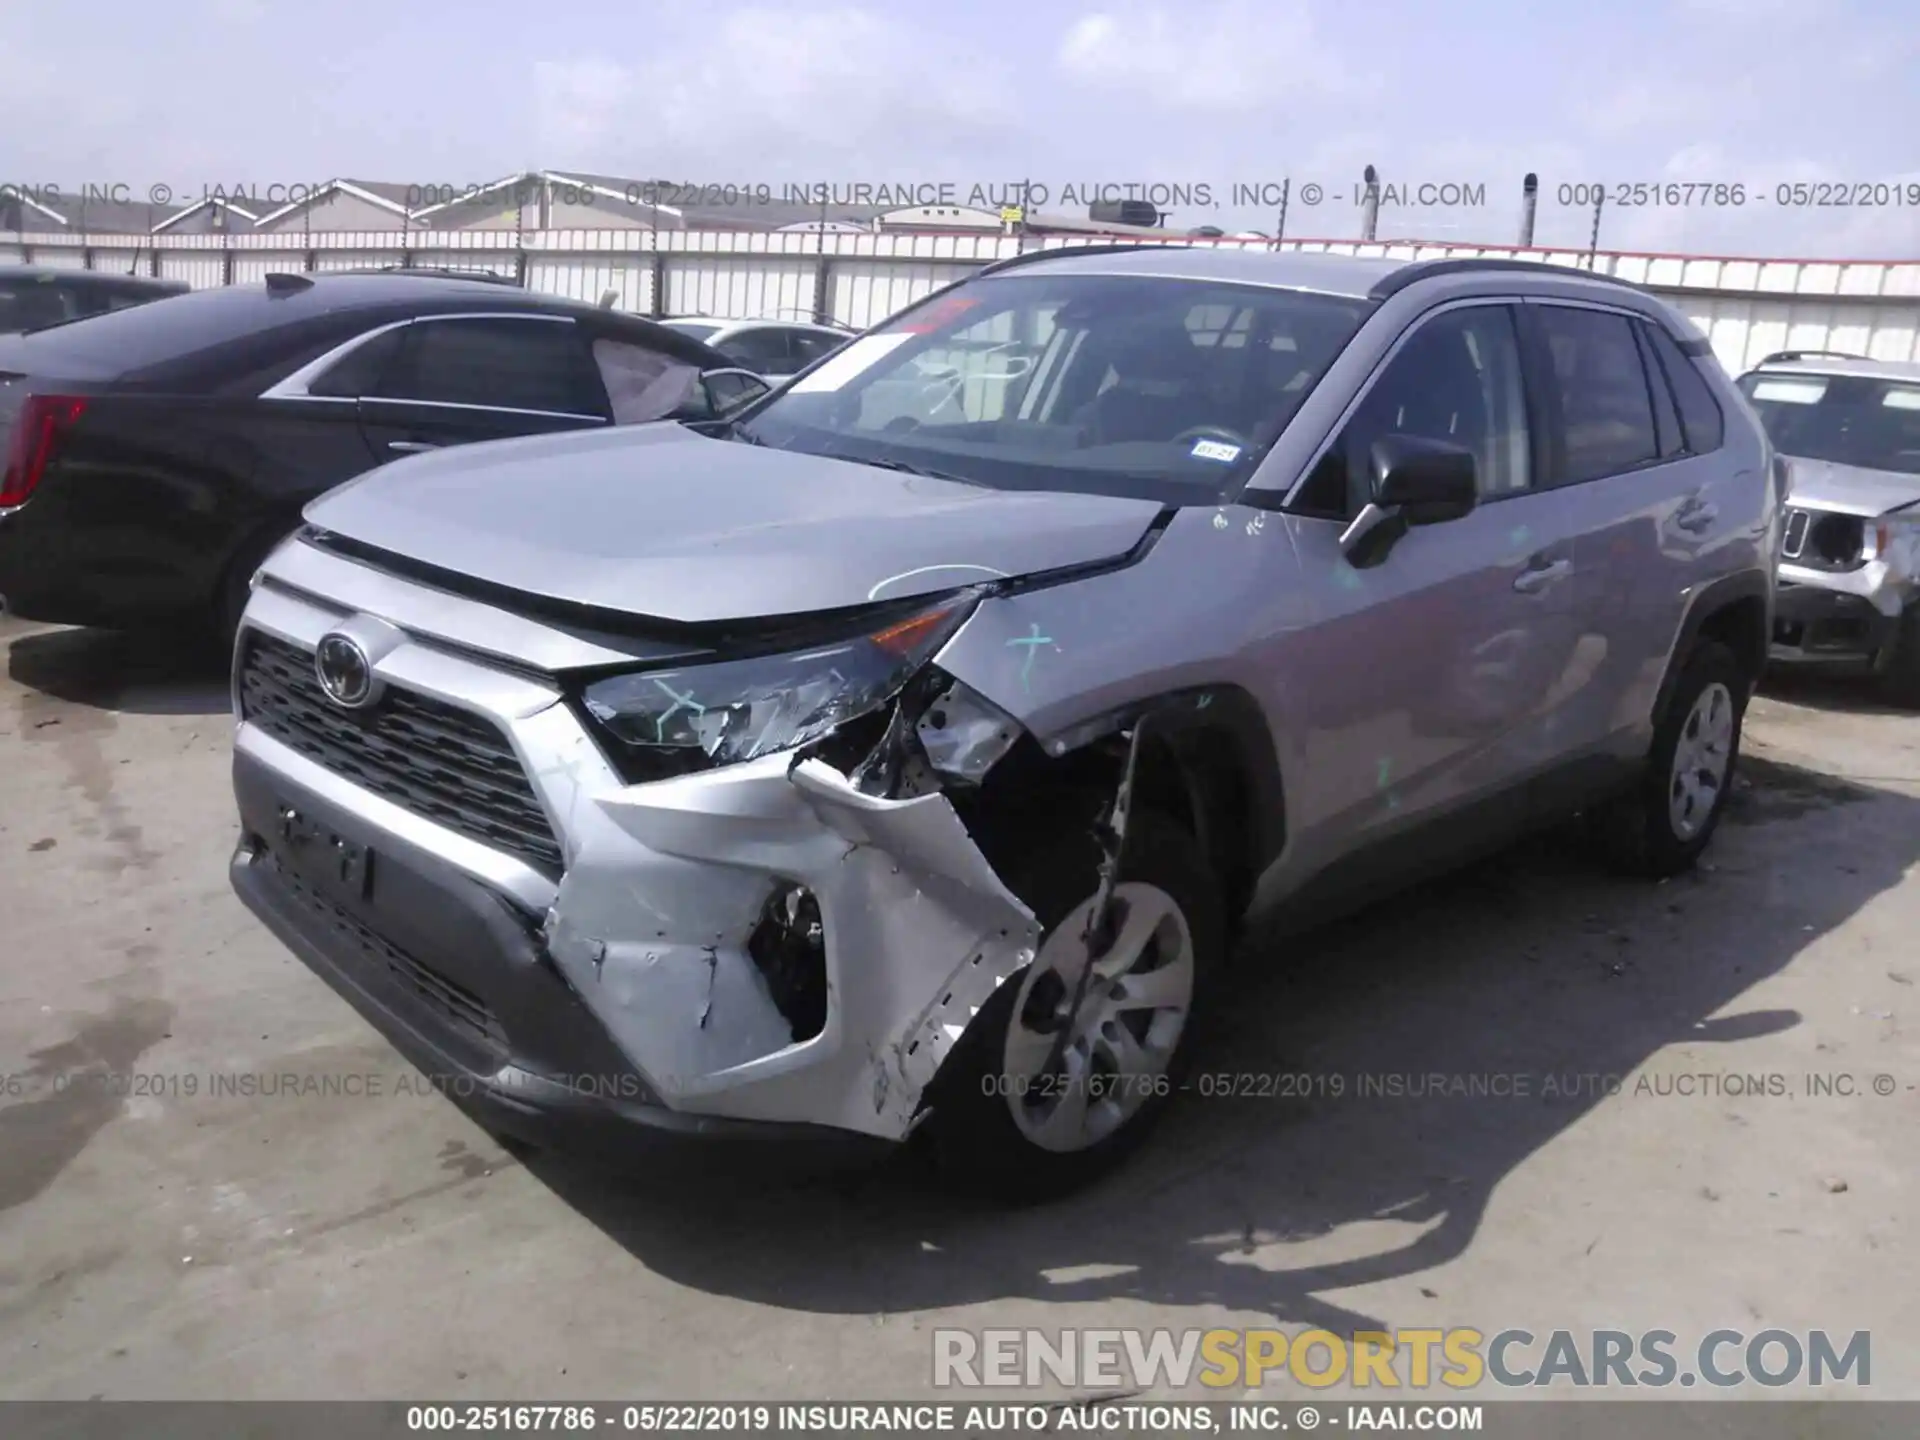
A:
[239, 632, 564, 877]
[270, 852, 507, 1052]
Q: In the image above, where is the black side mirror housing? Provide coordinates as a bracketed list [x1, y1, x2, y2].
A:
[1372, 435, 1478, 524]
[1338, 435, 1479, 567]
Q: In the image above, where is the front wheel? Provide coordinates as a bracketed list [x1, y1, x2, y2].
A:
[1589, 640, 1746, 878]
[922, 811, 1223, 1203]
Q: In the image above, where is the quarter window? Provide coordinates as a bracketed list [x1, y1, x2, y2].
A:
[1536, 306, 1660, 483]
[308, 326, 409, 398]
[1643, 321, 1726, 454]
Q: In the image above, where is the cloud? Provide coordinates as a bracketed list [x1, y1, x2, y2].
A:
[1056, 2, 1372, 111]
[533, 8, 1019, 176]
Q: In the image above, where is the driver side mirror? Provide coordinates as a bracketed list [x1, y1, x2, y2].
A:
[670, 367, 772, 423]
[1338, 435, 1479, 568]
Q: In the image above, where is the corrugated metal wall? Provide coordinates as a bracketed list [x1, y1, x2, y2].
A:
[663, 258, 817, 320]
[157, 251, 225, 287]
[9, 227, 1920, 377]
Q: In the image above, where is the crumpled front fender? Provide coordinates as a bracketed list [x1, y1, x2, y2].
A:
[541, 750, 1039, 1140]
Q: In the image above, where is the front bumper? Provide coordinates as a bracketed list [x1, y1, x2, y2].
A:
[230, 749, 887, 1168]
[1769, 559, 1911, 666]
[231, 541, 1042, 1152]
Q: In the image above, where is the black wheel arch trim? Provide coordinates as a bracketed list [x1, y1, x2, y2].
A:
[1653, 569, 1773, 724]
[1038, 683, 1287, 879]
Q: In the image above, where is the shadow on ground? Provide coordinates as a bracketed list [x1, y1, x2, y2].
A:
[1758, 663, 1912, 718]
[519, 755, 1915, 1335]
[4, 624, 230, 719]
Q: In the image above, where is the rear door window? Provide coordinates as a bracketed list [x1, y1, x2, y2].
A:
[1535, 306, 1661, 483]
[369, 316, 610, 417]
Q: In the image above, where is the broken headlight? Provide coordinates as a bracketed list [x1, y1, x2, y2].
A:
[580, 590, 982, 778]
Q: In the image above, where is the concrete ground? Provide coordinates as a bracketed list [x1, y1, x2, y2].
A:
[0, 617, 1913, 1402]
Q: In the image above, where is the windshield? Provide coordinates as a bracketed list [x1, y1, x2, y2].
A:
[665, 320, 722, 342]
[736, 273, 1372, 504]
[1739, 370, 1920, 476]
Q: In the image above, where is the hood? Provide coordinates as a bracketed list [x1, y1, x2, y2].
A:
[1782, 456, 1920, 518]
[303, 422, 1167, 624]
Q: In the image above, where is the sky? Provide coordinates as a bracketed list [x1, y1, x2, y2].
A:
[4, 0, 1917, 258]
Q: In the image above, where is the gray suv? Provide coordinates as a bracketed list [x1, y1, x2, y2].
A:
[228, 248, 1777, 1200]
[1735, 352, 1920, 703]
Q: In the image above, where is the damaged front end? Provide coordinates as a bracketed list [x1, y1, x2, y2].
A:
[539, 585, 1065, 1141]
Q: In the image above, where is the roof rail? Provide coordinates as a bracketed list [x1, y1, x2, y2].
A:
[976, 241, 1190, 278]
[1367, 257, 1649, 301]
[335, 265, 520, 285]
[1755, 349, 1872, 366]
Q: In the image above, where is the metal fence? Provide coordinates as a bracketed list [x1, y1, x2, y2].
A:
[5, 225, 1920, 376]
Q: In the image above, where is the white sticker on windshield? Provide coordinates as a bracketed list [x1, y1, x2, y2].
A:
[788, 333, 914, 393]
[1190, 439, 1243, 463]
[1750, 378, 1828, 405]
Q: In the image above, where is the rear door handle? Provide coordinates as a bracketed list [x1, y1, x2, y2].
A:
[1513, 556, 1573, 593]
[1675, 503, 1718, 534]
[387, 440, 440, 454]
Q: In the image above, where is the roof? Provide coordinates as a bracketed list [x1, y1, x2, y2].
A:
[986, 246, 1667, 302]
[35, 197, 185, 233]
[253, 179, 417, 228]
[984, 245, 1410, 297]
[152, 196, 264, 233]
[1743, 352, 1920, 382]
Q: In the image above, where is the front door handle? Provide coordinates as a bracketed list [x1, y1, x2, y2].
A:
[388, 440, 440, 454]
[1513, 556, 1573, 593]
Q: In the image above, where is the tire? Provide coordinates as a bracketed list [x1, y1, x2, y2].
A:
[1876, 607, 1920, 709]
[921, 809, 1224, 1204]
[1588, 640, 1746, 879]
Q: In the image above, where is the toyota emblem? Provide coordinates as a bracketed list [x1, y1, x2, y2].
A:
[314, 631, 375, 708]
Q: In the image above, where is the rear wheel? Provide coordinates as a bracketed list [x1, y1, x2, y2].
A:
[1589, 640, 1745, 878]
[922, 810, 1223, 1203]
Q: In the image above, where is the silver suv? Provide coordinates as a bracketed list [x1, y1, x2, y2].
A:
[229, 248, 1777, 1200]
[1734, 352, 1920, 703]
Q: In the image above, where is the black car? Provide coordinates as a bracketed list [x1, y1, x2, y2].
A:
[0, 266, 190, 334]
[0, 272, 769, 638]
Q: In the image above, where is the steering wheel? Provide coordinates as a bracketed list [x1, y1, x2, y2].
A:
[1171, 425, 1253, 452]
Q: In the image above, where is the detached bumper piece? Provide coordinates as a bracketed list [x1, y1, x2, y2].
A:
[229, 747, 889, 1171]
[1770, 581, 1896, 663]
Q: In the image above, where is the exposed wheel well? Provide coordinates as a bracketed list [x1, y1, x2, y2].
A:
[949, 711, 1276, 932]
[1693, 594, 1768, 691]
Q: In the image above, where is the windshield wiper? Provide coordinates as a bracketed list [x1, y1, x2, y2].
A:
[837, 452, 969, 484]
